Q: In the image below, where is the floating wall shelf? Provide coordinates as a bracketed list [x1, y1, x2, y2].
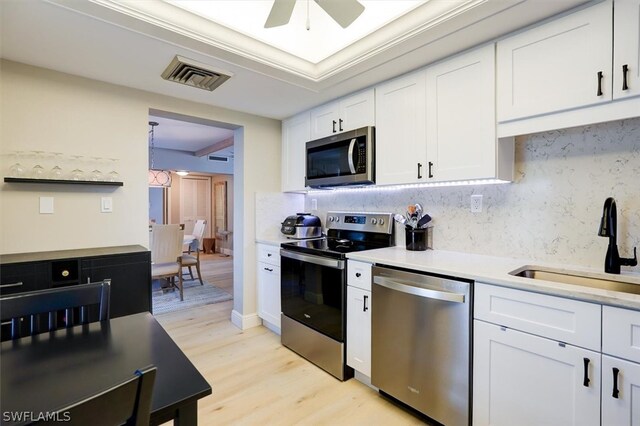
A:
[3, 177, 124, 187]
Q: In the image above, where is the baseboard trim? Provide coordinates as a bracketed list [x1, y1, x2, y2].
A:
[231, 310, 262, 330]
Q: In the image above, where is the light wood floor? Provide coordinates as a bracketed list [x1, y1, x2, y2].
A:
[156, 300, 426, 425]
[198, 253, 233, 296]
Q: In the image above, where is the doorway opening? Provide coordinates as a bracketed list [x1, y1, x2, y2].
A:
[147, 110, 237, 314]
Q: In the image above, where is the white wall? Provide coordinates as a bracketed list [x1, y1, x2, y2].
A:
[306, 117, 640, 271]
[0, 60, 281, 326]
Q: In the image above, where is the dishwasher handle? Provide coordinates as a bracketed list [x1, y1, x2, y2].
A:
[373, 275, 465, 303]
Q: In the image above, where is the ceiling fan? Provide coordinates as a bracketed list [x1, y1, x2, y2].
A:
[265, 0, 365, 29]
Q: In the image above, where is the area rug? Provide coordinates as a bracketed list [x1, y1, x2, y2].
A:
[152, 279, 232, 315]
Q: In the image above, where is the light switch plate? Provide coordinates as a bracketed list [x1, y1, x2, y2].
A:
[101, 197, 113, 213]
[40, 197, 54, 214]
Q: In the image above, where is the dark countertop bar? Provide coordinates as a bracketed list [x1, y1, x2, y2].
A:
[0, 245, 149, 264]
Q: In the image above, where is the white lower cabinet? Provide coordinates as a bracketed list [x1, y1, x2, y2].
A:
[256, 243, 281, 333]
[601, 355, 640, 425]
[346, 286, 371, 377]
[473, 320, 601, 426]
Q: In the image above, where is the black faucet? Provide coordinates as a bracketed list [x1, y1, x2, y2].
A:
[598, 197, 637, 274]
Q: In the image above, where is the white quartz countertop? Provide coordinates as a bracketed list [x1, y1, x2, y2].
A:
[255, 235, 292, 246]
[347, 247, 640, 310]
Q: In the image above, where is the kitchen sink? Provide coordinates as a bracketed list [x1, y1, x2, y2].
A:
[509, 266, 640, 295]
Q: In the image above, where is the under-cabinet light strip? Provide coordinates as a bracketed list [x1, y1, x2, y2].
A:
[306, 179, 511, 193]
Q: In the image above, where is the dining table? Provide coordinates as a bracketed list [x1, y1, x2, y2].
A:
[1, 312, 211, 425]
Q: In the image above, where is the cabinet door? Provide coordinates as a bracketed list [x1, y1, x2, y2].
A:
[281, 112, 310, 192]
[257, 262, 281, 331]
[613, 0, 640, 99]
[497, 1, 612, 122]
[346, 286, 371, 376]
[473, 320, 600, 426]
[375, 70, 427, 185]
[426, 44, 496, 182]
[310, 101, 339, 139]
[81, 253, 151, 319]
[339, 89, 375, 133]
[602, 355, 640, 426]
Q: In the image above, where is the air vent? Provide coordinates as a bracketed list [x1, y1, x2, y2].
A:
[161, 55, 233, 92]
[208, 155, 230, 162]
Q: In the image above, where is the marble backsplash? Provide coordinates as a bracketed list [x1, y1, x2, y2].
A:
[305, 117, 640, 270]
[255, 192, 304, 240]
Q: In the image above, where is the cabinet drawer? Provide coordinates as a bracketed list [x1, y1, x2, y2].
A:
[0, 262, 48, 295]
[475, 283, 601, 351]
[347, 260, 372, 291]
[603, 306, 640, 363]
[257, 244, 281, 267]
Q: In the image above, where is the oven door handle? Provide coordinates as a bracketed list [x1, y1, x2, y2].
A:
[280, 250, 345, 270]
[347, 138, 357, 174]
[373, 276, 465, 303]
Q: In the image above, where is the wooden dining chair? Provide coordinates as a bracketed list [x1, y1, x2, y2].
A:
[151, 224, 185, 301]
[44, 365, 157, 426]
[181, 219, 206, 285]
[0, 280, 111, 342]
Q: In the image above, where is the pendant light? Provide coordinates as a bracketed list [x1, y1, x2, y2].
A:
[148, 121, 172, 187]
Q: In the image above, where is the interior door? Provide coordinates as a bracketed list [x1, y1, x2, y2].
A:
[180, 176, 211, 237]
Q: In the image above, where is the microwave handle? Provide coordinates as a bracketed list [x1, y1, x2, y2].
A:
[347, 138, 357, 174]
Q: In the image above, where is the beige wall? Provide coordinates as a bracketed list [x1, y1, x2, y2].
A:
[0, 60, 282, 326]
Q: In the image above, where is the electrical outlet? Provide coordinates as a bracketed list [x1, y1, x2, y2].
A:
[310, 199, 318, 211]
[470, 194, 483, 213]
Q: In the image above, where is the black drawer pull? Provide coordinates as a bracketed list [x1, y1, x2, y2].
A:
[622, 64, 629, 91]
[0, 281, 24, 288]
[355, 272, 362, 278]
[339, 118, 343, 132]
[417, 163, 423, 179]
[597, 71, 604, 96]
[428, 161, 434, 178]
[612, 367, 620, 398]
[583, 357, 591, 387]
[332, 120, 337, 133]
[363, 295, 368, 312]
[264, 267, 273, 272]
[267, 253, 272, 257]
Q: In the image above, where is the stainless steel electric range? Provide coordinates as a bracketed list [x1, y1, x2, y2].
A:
[280, 211, 394, 380]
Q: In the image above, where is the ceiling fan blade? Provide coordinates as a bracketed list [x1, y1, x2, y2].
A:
[314, 0, 365, 28]
[264, 0, 297, 28]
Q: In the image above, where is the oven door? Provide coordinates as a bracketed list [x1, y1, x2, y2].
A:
[280, 249, 346, 342]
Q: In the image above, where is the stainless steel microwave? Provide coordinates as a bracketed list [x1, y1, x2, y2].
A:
[305, 126, 375, 188]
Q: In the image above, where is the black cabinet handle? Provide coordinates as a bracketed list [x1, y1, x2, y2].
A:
[363, 295, 368, 312]
[612, 367, 620, 398]
[264, 267, 273, 272]
[622, 64, 629, 91]
[597, 71, 604, 96]
[339, 118, 343, 132]
[267, 253, 272, 257]
[332, 120, 337, 133]
[428, 161, 434, 178]
[583, 357, 591, 387]
[355, 272, 361, 278]
[417, 163, 423, 179]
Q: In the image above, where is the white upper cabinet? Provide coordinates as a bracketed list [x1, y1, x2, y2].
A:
[497, 1, 613, 122]
[375, 70, 427, 185]
[426, 44, 512, 182]
[613, 0, 640, 99]
[309, 89, 374, 140]
[281, 111, 310, 192]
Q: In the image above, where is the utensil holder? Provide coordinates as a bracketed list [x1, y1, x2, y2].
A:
[405, 226, 432, 251]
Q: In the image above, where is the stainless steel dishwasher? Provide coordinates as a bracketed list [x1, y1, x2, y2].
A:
[371, 265, 472, 426]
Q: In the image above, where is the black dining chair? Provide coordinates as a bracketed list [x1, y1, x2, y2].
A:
[0, 280, 111, 342]
[40, 365, 157, 426]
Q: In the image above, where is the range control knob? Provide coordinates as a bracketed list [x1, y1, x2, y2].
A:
[371, 218, 377, 225]
[379, 218, 384, 225]
[328, 217, 334, 222]
[335, 217, 340, 222]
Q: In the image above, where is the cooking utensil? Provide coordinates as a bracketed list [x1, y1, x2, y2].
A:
[417, 213, 432, 228]
[394, 214, 407, 225]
